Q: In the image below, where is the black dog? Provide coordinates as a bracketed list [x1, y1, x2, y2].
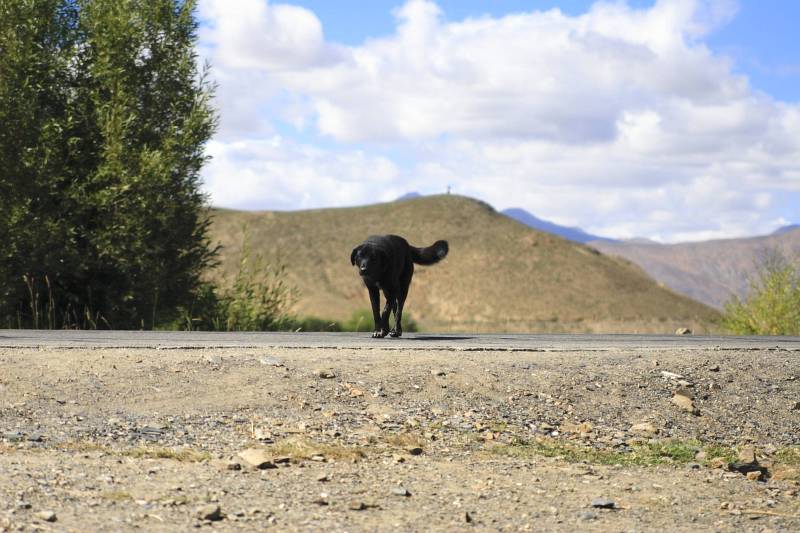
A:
[350, 235, 448, 338]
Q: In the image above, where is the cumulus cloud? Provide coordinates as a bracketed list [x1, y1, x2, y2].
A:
[203, 137, 400, 210]
[197, 0, 800, 242]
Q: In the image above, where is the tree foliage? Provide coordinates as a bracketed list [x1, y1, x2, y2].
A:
[723, 252, 800, 335]
[0, 0, 217, 328]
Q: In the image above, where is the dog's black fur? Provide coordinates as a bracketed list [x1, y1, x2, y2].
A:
[350, 235, 448, 338]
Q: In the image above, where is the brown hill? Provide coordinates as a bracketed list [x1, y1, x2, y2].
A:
[590, 229, 800, 310]
[207, 195, 720, 333]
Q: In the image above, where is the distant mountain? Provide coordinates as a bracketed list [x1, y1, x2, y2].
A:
[774, 224, 800, 235]
[502, 208, 617, 244]
[591, 228, 800, 309]
[396, 192, 422, 201]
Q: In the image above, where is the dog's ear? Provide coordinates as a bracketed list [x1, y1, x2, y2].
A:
[350, 245, 362, 265]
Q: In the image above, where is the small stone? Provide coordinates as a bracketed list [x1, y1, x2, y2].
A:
[561, 421, 593, 434]
[465, 511, 472, 523]
[310, 454, 326, 462]
[349, 501, 366, 511]
[259, 356, 284, 366]
[629, 422, 658, 435]
[580, 511, 598, 521]
[660, 371, 683, 380]
[317, 474, 330, 482]
[35, 511, 57, 523]
[709, 365, 720, 372]
[737, 446, 757, 464]
[792, 401, 800, 411]
[675, 327, 692, 335]
[671, 391, 699, 415]
[431, 369, 446, 377]
[27, 433, 44, 442]
[237, 448, 277, 470]
[197, 503, 222, 521]
[391, 487, 411, 497]
[315, 369, 336, 379]
[591, 498, 615, 509]
[709, 457, 729, 469]
[3, 431, 23, 442]
[313, 493, 329, 506]
[746, 471, 763, 482]
[406, 446, 423, 456]
[694, 450, 707, 461]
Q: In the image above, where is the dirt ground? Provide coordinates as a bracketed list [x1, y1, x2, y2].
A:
[1, 344, 799, 532]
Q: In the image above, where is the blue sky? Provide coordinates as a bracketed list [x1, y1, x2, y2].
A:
[197, 0, 799, 242]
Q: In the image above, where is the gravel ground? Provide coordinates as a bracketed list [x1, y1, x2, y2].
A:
[1, 345, 799, 532]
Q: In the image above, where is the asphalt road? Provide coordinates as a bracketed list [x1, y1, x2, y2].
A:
[0, 329, 798, 351]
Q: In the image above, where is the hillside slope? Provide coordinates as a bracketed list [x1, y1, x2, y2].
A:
[208, 195, 719, 333]
[590, 229, 800, 309]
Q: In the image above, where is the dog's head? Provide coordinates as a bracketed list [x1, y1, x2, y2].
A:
[350, 243, 387, 282]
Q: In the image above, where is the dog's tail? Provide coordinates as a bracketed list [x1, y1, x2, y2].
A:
[410, 240, 449, 265]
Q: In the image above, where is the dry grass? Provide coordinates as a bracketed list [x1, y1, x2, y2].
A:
[266, 438, 367, 462]
[122, 447, 212, 463]
[208, 195, 720, 333]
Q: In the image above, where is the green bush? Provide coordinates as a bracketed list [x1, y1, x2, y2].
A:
[172, 238, 295, 332]
[723, 252, 800, 335]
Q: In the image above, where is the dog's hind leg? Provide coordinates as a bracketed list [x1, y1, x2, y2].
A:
[368, 286, 387, 338]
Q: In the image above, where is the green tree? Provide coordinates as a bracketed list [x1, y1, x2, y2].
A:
[723, 252, 800, 335]
[0, 0, 217, 328]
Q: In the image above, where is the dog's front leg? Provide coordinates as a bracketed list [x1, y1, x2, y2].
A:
[379, 292, 394, 338]
[368, 286, 387, 338]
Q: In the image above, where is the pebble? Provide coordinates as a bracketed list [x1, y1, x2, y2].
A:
[349, 501, 366, 511]
[391, 487, 411, 497]
[580, 511, 598, 520]
[629, 422, 658, 435]
[315, 369, 336, 379]
[237, 448, 277, 470]
[591, 498, 615, 509]
[3, 431, 23, 442]
[407, 446, 423, 456]
[671, 391, 699, 415]
[737, 446, 757, 464]
[35, 511, 57, 522]
[197, 503, 223, 521]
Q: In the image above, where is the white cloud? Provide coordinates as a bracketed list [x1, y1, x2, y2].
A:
[197, 0, 800, 242]
[203, 137, 400, 210]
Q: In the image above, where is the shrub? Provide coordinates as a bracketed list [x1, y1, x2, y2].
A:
[173, 239, 294, 332]
[723, 252, 800, 335]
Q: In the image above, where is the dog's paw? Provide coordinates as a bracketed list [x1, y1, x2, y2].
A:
[388, 328, 402, 338]
[372, 329, 388, 338]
